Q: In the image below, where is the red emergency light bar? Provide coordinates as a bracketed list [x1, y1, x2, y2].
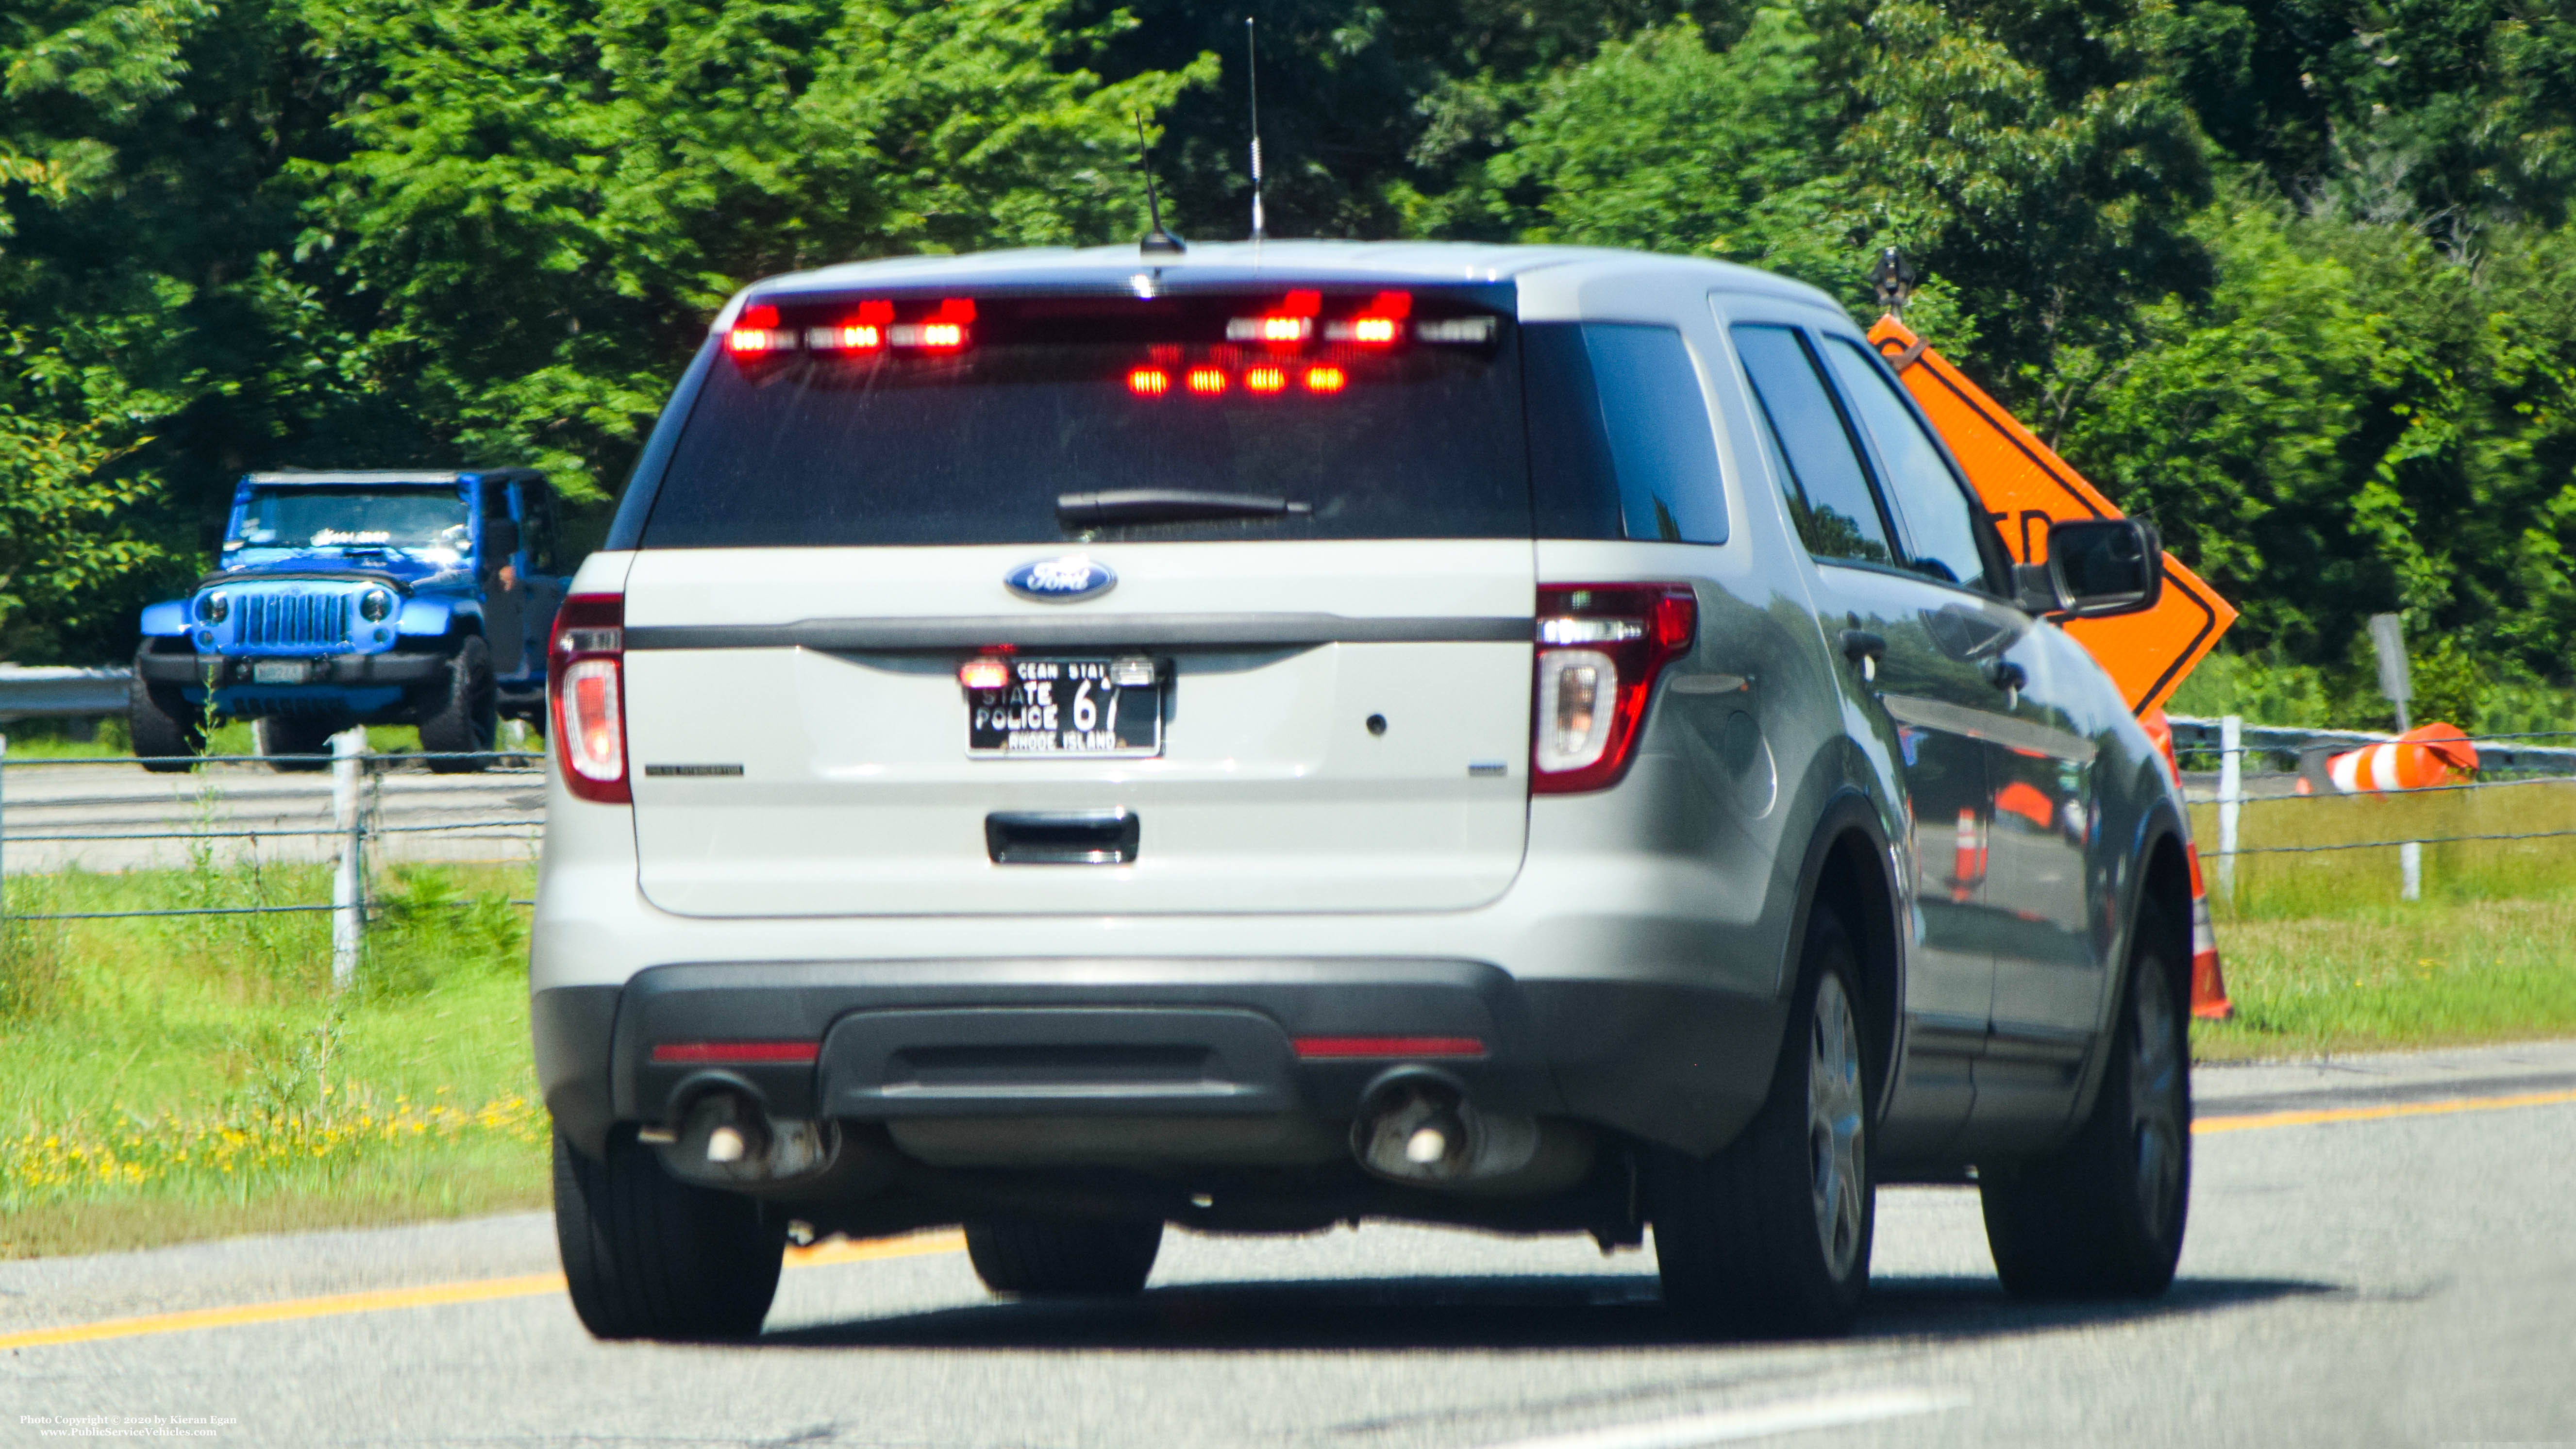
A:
[725, 303, 792, 356]
[728, 298, 972, 357]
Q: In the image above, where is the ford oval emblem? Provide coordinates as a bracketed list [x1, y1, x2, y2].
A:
[1005, 555, 1117, 603]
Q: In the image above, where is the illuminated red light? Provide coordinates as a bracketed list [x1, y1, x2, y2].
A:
[651, 1041, 820, 1065]
[1304, 366, 1346, 393]
[1128, 367, 1171, 396]
[1245, 366, 1286, 393]
[958, 657, 1012, 690]
[725, 303, 790, 356]
[1352, 317, 1399, 344]
[892, 321, 966, 349]
[1291, 1035, 1485, 1060]
[1186, 366, 1228, 395]
[807, 323, 883, 351]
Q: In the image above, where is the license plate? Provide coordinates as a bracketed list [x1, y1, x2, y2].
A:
[966, 657, 1161, 757]
[251, 660, 310, 684]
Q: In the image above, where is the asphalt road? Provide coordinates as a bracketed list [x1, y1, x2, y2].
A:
[5, 1041, 2574, 1448]
[0, 758, 543, 874]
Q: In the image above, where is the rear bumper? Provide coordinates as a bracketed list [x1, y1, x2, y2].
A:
[533, 958, 1784, 1162]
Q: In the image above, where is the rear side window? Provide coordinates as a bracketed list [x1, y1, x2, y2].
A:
[1522, 323, 1726, 544]
[641, 288, 1526, 547]
[1820, 337, 1994, 591]
[1730, 325, 1894, 565]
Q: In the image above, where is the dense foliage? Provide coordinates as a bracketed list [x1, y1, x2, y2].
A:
[4, 0, 2573, 722]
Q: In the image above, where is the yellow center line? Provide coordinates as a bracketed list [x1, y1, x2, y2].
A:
[0, 1229, 964, 1352]
[2194, 1086, 2576, 1134]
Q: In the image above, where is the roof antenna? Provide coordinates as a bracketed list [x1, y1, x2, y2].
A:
[1133, 114, 1186, 257]
[1246, 17, 1267, 244]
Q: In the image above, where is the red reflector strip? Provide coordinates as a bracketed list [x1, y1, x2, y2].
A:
[1291, 1035, 1485, 1060]
[651, 1042, 820, 1065]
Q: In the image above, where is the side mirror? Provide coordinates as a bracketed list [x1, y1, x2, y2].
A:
[483, 519, 521, 560]
[2017, 518, 2163, 619]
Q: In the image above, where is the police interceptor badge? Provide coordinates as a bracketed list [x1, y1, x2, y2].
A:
[1004, 555, 1116, 602]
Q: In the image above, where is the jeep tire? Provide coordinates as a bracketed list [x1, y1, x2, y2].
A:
[129, 676, 205, 774]
[1979, 906, 2191, 1299]
[1652, 910, 1875, 1336]
[964, 1217, 1163, 1298]
[552, 1132, 784, 1340]
[255, 715, 339, 773]
[416, 634, 497, 773]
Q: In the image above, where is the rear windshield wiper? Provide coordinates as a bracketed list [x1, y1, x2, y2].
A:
[1056, 489, 1314, 527]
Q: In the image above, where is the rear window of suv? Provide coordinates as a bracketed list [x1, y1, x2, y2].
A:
[641, 288, 1534, 547]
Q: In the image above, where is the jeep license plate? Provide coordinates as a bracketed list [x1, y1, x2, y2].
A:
[251, 661, 310, 685]
[966, 657, 1161, 758]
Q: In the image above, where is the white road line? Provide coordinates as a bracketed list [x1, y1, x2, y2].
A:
[1476, 1388, 1967, 1449]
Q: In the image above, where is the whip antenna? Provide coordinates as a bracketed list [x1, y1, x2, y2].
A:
[1247, 17, 1267, 242]
[1133, 113, 1185, 256]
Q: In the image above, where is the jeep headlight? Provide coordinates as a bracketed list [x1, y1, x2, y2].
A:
[358, 588, 394, 622]
[197, 592, 229, 624]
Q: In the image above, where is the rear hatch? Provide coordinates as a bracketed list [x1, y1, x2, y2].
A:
[621, 283, 1537, 917]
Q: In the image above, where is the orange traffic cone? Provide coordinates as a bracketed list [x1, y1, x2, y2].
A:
[2322, 723, 2478, 794]
[1951, 806, 1984, 902]
[2184, 847, 2232, 1021]
[2139, 707, 2232, 1020]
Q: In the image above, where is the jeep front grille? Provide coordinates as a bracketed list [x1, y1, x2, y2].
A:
[240, 593, 351, 649]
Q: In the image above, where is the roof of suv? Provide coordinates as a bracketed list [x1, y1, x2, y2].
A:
[244, 469, 542, 486]
[730, 240, 1841, 321]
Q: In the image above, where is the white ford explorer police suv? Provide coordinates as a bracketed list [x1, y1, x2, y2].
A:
[533, 240, 2195, 1340]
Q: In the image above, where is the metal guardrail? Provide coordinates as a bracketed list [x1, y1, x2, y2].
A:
[0, 666, 130, 722]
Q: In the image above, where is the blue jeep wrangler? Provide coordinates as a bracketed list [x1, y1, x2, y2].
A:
[131, 469, 570, 773]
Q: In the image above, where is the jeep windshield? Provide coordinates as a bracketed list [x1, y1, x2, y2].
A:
[231, 486, 472, 554]
[640, 287, 1529, 546]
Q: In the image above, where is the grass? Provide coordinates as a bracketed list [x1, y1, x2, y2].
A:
[2186, 776, 2576, 1058]
[2195, 895, 2576, 1061]
[0, 856, 545, 1258]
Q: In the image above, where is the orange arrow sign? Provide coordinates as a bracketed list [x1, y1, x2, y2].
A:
[1868, 315, 2237, 716]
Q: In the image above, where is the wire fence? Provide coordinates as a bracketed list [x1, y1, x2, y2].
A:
[2166, 714, 2576, 905]
[0, 733, 545, 987]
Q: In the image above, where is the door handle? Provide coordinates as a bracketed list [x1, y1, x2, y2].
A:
[1840, 629, 1887, 683]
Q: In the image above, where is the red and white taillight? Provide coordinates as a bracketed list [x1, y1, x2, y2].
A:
[1530, 584, 1696, 794]
[549, 594, 628, 804]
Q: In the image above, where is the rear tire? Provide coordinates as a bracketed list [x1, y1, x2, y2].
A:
[255, 715, 338, 773]
[1979, 906, 2191, 1299]
[552, 1132, 784, 1340]
[964, 1217, 1163, 1298]
[416, 634, 496, 773]
[1652, 910, 1874, 1336]
[129, 676, 205, 774]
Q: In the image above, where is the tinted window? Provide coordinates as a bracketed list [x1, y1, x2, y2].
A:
[1729, 325, 1893, 565]
[1584, 325, 1726, 544]
[642, 290, 1525, 547]
[1822, 337, 1992, 591]
[1522, 325, 1623, 540]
